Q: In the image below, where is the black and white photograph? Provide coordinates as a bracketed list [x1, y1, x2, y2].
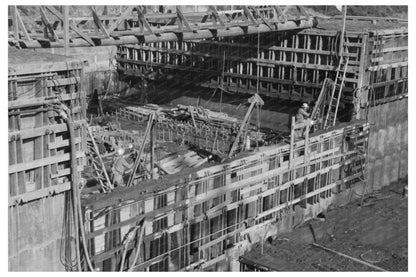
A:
[5, 2, 410, 272]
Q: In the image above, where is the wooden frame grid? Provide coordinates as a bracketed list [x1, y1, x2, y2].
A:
[82, 121, 369, 271]
[8, 63, 87, 206]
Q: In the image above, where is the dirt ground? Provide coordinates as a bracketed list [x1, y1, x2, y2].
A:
[244, 182, 408, 271]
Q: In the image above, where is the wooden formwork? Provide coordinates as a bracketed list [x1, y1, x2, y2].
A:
[364, 29, 408, 106]
[8, 50, 87, 206]
[116, 25, 408, 115]
[117, 30, 364, 101]
[110, 106, 233, 156]
[81, 120, 369, 271]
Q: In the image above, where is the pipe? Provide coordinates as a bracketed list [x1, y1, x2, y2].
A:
[56, 106, 82, 271]
[119, 224, 141, 271]
[18, 18, 318, 48]
[128, 221, 146, 272]
[76, 180, 96, 271]
[58, 104, 95, 271]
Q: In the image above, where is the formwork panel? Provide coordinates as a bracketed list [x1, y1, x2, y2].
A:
[8, 50, 87, 271]
[82, 121, 369, 271]
[8, 50, 87, 206]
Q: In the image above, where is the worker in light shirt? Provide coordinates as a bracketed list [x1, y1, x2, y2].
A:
[112, 148, 133, 187]
[295, 103, 314, 138]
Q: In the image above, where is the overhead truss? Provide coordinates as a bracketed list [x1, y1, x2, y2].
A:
[8, 5, 316, 48]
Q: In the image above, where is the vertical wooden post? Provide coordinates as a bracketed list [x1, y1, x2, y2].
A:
[12, 6, 19, 39]
[289, 116, 295, 169]
[63, 6, 69, 56]
[338, 6, 347, 58]
[150, 124, 155, 179]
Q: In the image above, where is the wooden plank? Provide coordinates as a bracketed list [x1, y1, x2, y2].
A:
[8, 93, 82, 109]
[8, 123, 67, 140]
[48, 136, 82, 149]
[8, 181, 71, 206]
[9, 151, 84, 174]
[50, 165, 85, 179]
[368, 61, 408, 71]
[45, 77, 80, 87]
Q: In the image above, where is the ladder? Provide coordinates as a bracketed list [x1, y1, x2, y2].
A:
[126, 112, 156, 187]
[86, 126, 114, 192]
[310, 78, 334, 130]
[322, 56, 350, 129]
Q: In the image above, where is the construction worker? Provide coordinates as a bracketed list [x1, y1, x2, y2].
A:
[112, 148, 133, 187]
[96, 137, 107, 155]
[296, 103, 310, 123]
[229, 122, 240, 152]
[295, 103, 313, 138]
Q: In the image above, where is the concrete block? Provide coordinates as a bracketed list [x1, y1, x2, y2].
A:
[17, 248, 36, 271]
[368, 130, 378, 155]
[390, 153, 400, 184]
[8, 255, 19, 271]
[395, 122, 403, 148]
[401, 120, 408, 149]
[17, 200, 44, 250]
[386, 126, 396, 155]
[8, 207, 18, 257]
[380, 103, 388, 129]
[43, 194, 65, 240]
[376, 129, 386, 158]
[399, 149, 408, 179]
[381, 155, 392, 187]
[372, 159, 383, 190]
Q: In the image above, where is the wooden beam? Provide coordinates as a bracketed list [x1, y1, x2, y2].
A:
[46, 6, 95, 46]
[242, 6, 258, 26]
[9, 151, 84, 174]
[90, 6, 110, 38]
[63, 6, 69, 54]
[9, 182, 71, 207]
[136, 6, 153, 34]
[252, 6, 273, 30]
[176, 6, 193, 32]
[40, 6, 59, 41]
[107, 6, 135, 34]
[11, 6, 19, 39]
[296, 5, 310, 19]
[311, 243, 388, 272]
[208, 6, 226, 28]
[15, 7, 31, 40]
[282, 5, 291, 15]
